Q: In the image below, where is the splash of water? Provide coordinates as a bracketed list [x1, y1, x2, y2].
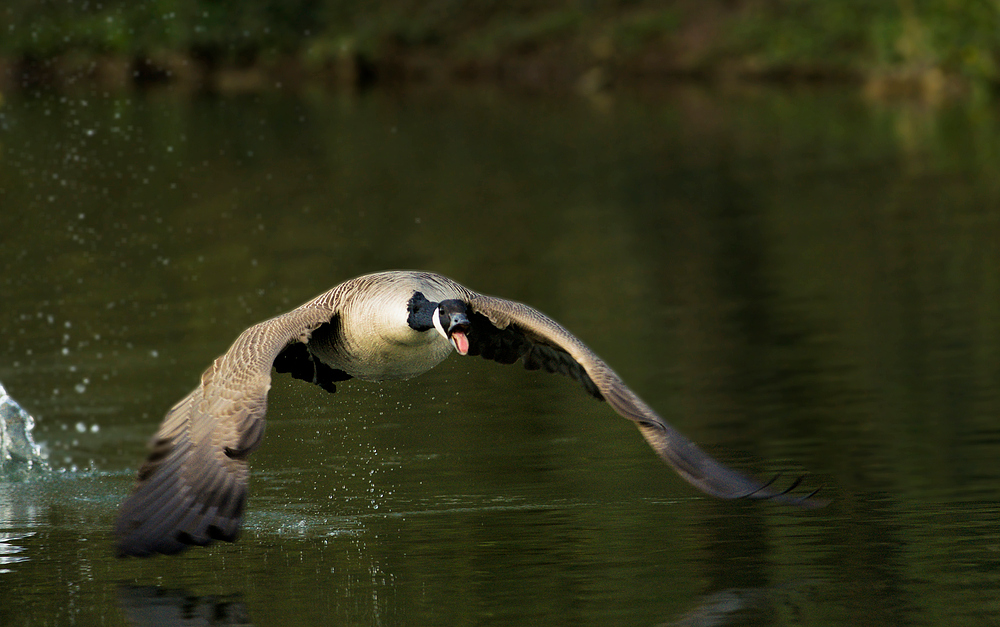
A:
[0, 382, 47, 471]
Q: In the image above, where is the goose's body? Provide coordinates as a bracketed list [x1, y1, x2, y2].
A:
[300, 271, 461, 380]
[115, 270, 819, 557]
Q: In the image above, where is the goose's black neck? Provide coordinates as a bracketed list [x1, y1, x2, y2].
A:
[406, 291, 437, 332]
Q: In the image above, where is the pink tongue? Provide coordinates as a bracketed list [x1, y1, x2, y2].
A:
[451, 330, 470, 355]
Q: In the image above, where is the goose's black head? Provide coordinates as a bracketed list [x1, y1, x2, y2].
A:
[406, 293, 472, 355]
[433, 299, 471, 355]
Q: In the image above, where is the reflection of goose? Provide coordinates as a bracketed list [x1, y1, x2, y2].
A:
[118, 586, 249, 626]
[115, 270, 820, 557]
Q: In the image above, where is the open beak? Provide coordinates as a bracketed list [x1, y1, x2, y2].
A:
[447, 315, 471, 355]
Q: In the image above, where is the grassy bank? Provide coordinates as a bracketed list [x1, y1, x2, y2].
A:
[2, 1, 998, 97]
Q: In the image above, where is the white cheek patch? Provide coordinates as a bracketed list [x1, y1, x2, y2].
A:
[431, 308, 448, 339]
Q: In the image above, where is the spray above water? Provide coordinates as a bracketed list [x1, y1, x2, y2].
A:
[0, 382, 47, 472]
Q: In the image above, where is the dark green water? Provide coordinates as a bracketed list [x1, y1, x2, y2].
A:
[1, 85, 999, 626]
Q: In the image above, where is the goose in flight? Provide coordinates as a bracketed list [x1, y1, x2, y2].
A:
[114, 270, 820, 557]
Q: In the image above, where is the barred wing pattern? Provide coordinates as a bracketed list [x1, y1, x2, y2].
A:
[114, 303, 335, 556]
[463, 292, 817, 504]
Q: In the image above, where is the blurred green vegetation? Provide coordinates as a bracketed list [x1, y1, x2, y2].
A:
[2, 0, 1000, 87]
[729, 0, 1000, 80]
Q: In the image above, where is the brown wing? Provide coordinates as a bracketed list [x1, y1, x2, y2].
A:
[114, 304, 339, 557]
[463, 291, 823, 506]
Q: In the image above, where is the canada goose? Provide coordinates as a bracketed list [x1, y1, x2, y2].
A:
[114, 270, 820, 557]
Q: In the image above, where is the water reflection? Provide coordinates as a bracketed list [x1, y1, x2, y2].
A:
[0, 481, 41, 576]
[118, 586, 251, 627]
[116, 583, 788, 627]
[0, 498, 36, 575]
[663, 587, 770, 627]
[0, 486, 32, 575]
[0, 533, 32, 574]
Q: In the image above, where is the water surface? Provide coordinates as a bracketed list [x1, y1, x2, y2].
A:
[1, 86, 999, 626]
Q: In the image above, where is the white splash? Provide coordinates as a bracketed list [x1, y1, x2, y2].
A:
[0, 382, 47, 470]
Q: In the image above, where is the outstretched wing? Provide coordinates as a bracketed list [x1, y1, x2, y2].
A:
[114, 304, 340, 557]
[463, 291, 822, 506]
